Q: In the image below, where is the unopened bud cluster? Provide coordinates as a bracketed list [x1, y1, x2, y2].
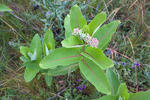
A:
[72, 28, 99, 48]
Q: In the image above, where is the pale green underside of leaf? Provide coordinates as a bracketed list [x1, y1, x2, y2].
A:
[95, 95, 116, 100]
[20, 56, 29, 63]
[64, 14, 72, 38]
[43, 29, 55, 56]
[106, 69, 120, 95]
[61, 35, 84, 48]
[88, 12, 106, 35]
[79, 57, 111, 95]
[24, 61, 40, 82]
[45, 73, 53, 87]
[81, 47, 114, 70]
[70, 5, 87, 29]
[20, 46, 31, 60]
[48, 65, 78, 76]
[0, 4, 12, 12]
[94, 20, 120, 50]
[129, 89, 150, 100]
[30, 34, 42, 60]
[40, 48, 81, 69]
[117, 83, 129, 100]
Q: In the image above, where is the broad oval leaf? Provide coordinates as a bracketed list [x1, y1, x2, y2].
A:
[64, 14, 72, 38]
[95, 95, 116, 100]
[40, 48, 81, 69]
[48, 65, 78, 76]
[117, 83, 129, 100]
[43, 29, 55, 56]
[88, 12, 106, 36]
[79, 57, 111, 95]
[129, 89, 150, 100]
[0, 4, 12, 12]
[81, 47, 114, 70]
[106, 69, 120, 95]
[24, 61, 40, 82]
[70, 5, 87, 29]
[45, 73, 53, 87]
[30, 34, 42, 60]
[61, 35, 84, 48]
[93, 20, 120, 50]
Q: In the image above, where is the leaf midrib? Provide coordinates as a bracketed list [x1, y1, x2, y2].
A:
[81, 59, 104, 85]
[44, 55, 82, 65]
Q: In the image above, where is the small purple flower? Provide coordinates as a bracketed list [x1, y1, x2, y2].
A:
[76, 86, 79, 90]
[131, 65, 135, 69]
[108, 50, 111, 55]
[10, 11, 14, 14]
[77, 79, 80, 82]
[82, 84, 86, 89]
[121, 62, 126, 66]
[80, 88, 83, 91]
[135, 62, 140, 67]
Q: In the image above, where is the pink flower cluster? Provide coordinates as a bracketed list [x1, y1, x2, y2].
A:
[72, 28, 99, 48]
[72, 28, 81, 35]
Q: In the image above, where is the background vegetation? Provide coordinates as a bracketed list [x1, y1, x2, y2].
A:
[0, 0, 150, 99]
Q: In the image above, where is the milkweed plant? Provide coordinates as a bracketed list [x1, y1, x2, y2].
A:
[19, 5, 150, 100]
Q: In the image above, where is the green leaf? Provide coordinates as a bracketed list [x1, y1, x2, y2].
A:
[45, 73, 53, 87]
[95, 95, 116, 100]
[79, 57, 111, 95]
[40, 48, 81, 69]
[70, 5, 87, 29]
[82, 25, 90, 33]
[30, 34, 42, 60]
[24, 61, 40, 82]
[106, 69, 120, 95]
[93, 20, 120, 50]
[81, 47, 114, 70]
[20, 46, 31, 60]
[64, 14, 72, 38]
[117, 83, 129, 100]
[28, 50, 37, 61]
[43, 30, 55, 56]
[88, 12, 106, 35]
[20, 56, 29, 63]
[61, 35, 83, 48]
[48, 65, 78, 76]
[129, 89, 150, 100]
[0, 4, 12, 12]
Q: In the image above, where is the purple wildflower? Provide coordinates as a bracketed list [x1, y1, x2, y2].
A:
[80, 88, 83, 91]
[108, 50, 111, 55]
[77, 79, 80, 82]
[76, 86, 79, 90]
[131, 65, 135, 69]
[135, 62, 140, 67]
[82, 84, 86, 89]
[10, 11, 14, 14]
[121, 62, 126, 66]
